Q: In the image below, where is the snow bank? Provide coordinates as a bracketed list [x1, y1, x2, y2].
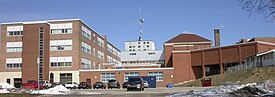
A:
[32, 85, 69, 94]
[0, 82, 15, 89]
[168, 80, 275, 97]
[0, 89, 10, 93]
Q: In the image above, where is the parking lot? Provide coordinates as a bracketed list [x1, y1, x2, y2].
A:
[38, 87, 211, 97]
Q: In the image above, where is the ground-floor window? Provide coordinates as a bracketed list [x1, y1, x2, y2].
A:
[101, 73, 115, 82]
[124, 72, 139, 82]
[148, 72, 164, 81]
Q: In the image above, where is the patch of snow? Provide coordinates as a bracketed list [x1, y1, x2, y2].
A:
[0, 89, 10, 93]
[0, 82, 15, 89]
[167, 80, 275, 97]
[32, 85, 69, 94]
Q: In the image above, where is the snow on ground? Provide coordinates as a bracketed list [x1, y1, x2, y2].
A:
[32, 85, 69, 94]
[0, 89, 10, 93]
[0, 82, 15, 89]
[167, 80, 275, 97]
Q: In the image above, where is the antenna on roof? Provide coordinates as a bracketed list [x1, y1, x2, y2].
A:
[138, 8, 144, 41]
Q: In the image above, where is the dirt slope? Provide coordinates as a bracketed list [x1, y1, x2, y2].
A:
[176, 67, 275, 87]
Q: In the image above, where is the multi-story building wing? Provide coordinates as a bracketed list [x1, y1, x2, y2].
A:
[125, 40, 156, 51]
[0, 19, 121, 86]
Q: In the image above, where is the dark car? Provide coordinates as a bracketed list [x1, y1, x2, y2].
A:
[127, 77, 144, 91]
[78, 82, 92, 89]
[108, 79, 120, 89]
[93, 82, 106, 89]
[123, 82, 130, 88]
[51, 82, 61, 88]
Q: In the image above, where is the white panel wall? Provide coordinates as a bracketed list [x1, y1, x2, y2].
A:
[7, 26, 23, 31]
[121, 50, 164, 61]
[50, 40, 72, 46]
[6, 42, 22, 47]
[50, 23, 72, 29]
[50, 57, 72, 62]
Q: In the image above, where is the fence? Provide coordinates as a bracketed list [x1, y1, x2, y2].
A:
[225, 58, 275, 73]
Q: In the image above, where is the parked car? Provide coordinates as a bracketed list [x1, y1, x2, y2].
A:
[78, 82, 92, 89]
[144, 81, 149, 88]
[39, 80, 51, 89]
[50, 82, 61, 88]
[93, 82, 106, 89]
[22, 80, 44, 89]
[123, 82, 130, 88]
[127, 77, 144, 91]
[108, 79, 120, 89]
[65, 81, 78, 89]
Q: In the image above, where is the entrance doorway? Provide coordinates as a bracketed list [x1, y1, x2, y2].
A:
[14, 78, 22, 88]
[60, 73, 72, 85]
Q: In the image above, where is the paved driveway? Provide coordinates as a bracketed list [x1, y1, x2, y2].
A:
[39, 87, 211, 97]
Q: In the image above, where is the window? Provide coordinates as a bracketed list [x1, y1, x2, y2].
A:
[143, 42, 146, 44]
[97, 50, 104, 60]
[148, 72, 164, 81]
[50, 57, 72, 67]
[82, 42, 91, 54]
[129, 46, 132, 48]
[107, 44, 113, 53]
[124, 72, 139, 82]
[148, 52, 155, 55]
[129, 53, 136, 55]
[7, 26, 23, 36]
[50, 23, 72, 34]
[147, 42, 149, 44]
[6, 42, 22, 52]
[101, 73, 115, 82]
[82, 58, 91, 69]
[81, 26, 91, 39]
[138, 46, 140, 48]
[107, 55, 113, 63]
[6, 58, 22, 68]
[97, 37, 104, 47]
[50, 40, 72, 51]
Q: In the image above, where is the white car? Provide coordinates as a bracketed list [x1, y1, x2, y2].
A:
[144, 81, 149, 88]
[65, 81, 78, 89]
[39, 80, 51, 89]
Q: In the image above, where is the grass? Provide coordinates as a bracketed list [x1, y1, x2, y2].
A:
[176, 67, 275, 87]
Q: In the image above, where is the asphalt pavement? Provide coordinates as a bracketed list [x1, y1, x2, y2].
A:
[38, 87, 211, 97]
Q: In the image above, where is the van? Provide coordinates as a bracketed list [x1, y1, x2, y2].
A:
[108, 79, 120, 89]
[127, 77, 144, 91]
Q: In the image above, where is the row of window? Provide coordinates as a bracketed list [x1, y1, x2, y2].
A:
[129, 52, 156, 56]
[7, 31, 23, 36]
[51, 28, 72, 34]
[50, 62, 72, 67]
[6, 63, 22, 68]
[129, 45, 150, 48]
[100, 72, 164, 82]
[7, 26, 23, 36]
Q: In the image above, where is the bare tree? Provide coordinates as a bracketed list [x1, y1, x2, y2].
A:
[240, 0, 275, 20]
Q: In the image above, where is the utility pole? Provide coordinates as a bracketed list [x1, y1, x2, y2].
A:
[138, 8, 144, 41]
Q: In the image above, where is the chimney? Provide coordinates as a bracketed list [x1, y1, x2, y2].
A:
[214, 28, 220, 47]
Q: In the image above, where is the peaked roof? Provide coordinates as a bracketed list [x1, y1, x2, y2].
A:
[165, 33, 211, 43]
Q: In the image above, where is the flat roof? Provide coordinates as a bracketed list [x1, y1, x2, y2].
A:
[1, 19, 80, 25]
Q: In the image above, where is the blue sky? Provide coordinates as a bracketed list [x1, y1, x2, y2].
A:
[0, 0, 274, 50]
